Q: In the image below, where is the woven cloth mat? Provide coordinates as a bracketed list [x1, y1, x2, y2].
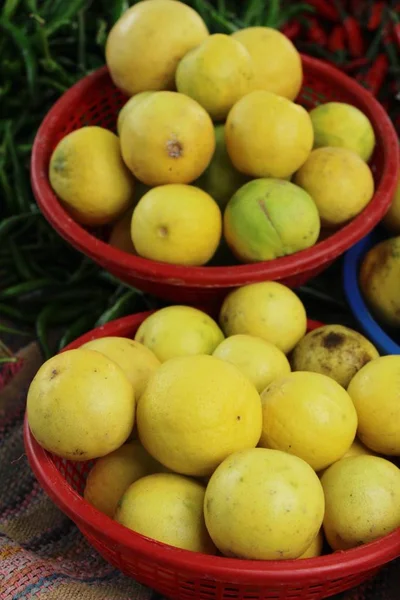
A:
[1, 344, 399, 600]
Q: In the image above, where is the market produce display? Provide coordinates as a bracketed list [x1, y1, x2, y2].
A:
[26, 281, 400, 562]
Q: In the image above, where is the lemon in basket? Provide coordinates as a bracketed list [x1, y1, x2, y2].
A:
[321, 455, 400, 550]
[117, 91, 155, 136]
[120, 91, 215, 186]
[259, 371, 358, 472]
[49, 126, 135, 226]
[382, 176, 400, 234]
[204, 448, 325, 560]
[225, 90, 313, 179]
[347, 355, 400, 456]
[232, 27, 303, 101]
[176, 33, 253, 121]
[137, 355, 262, 476]
[131, 185, 222, 266]
[115, 472, 216, 554]
[27, 349, 135, 461]
[106, 0, 209, 96]
[294, 147, 374, 228]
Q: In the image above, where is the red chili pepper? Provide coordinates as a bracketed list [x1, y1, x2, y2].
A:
[342, 57, 370, 72]
[305, 16, 328, 47]
[367, 1, 385, 31]
[334, 0, 365, 57]
[358, 54, 389, 96]
[302, 0, 339, 21]
[327, 25, 346, 62]
[281, 21, 302, 41]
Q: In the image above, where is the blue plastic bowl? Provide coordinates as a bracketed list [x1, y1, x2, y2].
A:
[343, 228, 400, 355]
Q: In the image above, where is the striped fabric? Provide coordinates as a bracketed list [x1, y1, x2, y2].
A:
[0, 343, 398, 600]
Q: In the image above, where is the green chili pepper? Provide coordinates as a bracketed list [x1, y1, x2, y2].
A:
[0, 17, 37, 100]
[58, 313, 98, 350]
[0, 278, 55, 300]
[95, 290, 139, 327]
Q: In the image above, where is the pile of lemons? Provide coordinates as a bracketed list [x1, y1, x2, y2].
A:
[49, 0, 376, 267]
[27, 281, 400, 560]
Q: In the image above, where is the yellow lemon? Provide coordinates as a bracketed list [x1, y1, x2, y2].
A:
[115, 473, 216, 553]
[109, 210, 136, 254]
[359, 236, 400, 328]
[347, 356, 400, 456]
[321, 456, 400, 550]
[232, 27, 302, 101]
[131, 184, 222, 266]
[383, 177, 400, 234]
[204, 448, 325, 560]
[343, 437, 378, 459]
[176, 33, 253, 121]
[27, 349, 135, 461]
[81, 337, 160, 398]
[309, 102, 376, 162]
[83, 440, 162, 518]
[49, 126, 135, 226]
[259, 371, 358, 472]
[106, 0, 209, 96]
[294, 147, 374, 228]
[225, 90, 313, 179]
[120, 91, 215, 186]
[219, 282, 307, 354]
[137, 355, 262, 476]
[212, 334, 291, 393]
[135, 305, 224, 362]
[298, 530, 324, 559]
[291, 324, 379, 388]
[117, 92, 155, 136]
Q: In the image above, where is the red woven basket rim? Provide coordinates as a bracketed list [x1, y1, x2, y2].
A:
[31, 57, 399, 289]
[24, 313, 400, 585]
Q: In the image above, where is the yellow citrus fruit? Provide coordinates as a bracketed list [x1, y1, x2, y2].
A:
[347, 355, 400, 456]
[81, 337, 160, 398]
[232, 27, 302, 101]
[117, 91, 155, 136]
[382, 177, 400, 234]
[359, 236, 400, 328]
[176, 33, 253, 121]
[219, 282, 307, 354]
[49, 126, 135, 226]
[109, 211, 136, 254]
[309, 102, 376, 162]
[259, 371, 358, 472]
[321, 456, 400, 550]
[83, 440, 162, 518]
[106, 0, 209, 96]
[343, 437, 378, 459]
[223, 178, 320, 262]
[225, 90, 313, 179]
[137, 355, 262, 476]
[294, 147, 374, 228]
[204, 448, 325, 560]
[131, 184, 222, 266]
[212, 334, 291, 393]
[135, 305, 224, 362]
[120, 91, 215, 186]
[291, 324, 379, 388]
[298, 530, 324, 559]
[115, 473, 216, 554]
[27, 349, 135, 461]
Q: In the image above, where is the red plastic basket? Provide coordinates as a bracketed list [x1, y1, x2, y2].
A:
[24, 312, 400, 600]
[31, 57, 399, 307]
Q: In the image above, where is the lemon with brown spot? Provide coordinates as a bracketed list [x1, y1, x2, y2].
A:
[321, 456, 400, 550]
[225, 90, 313, 179]
[176, 33, 253, 121]
[84, 440, 163, 518]
[259, 371, 358, 472]
[131, 184, 221, 266]
[120, 91, 215, 186]
[212, 334, 291, 393]
[49, 126, 135, 226]
[294, 147, 374, 228]
[81, 336, 160, 398]
[219, 282, 307, 354]
[137, 355, 262, 476]
[204, 448, 325, 560]
[106, 0, 209, 96]
[27, 349, 135, 461]
[232, 27, 302, 101]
